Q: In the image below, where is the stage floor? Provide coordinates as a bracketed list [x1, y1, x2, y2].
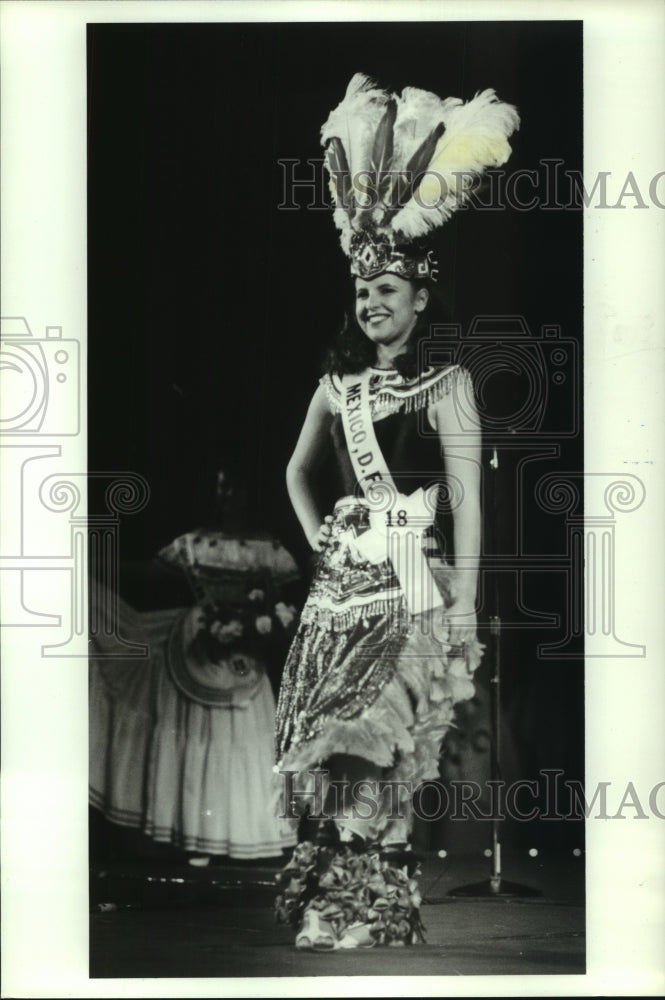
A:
[90, 849, 585, 979]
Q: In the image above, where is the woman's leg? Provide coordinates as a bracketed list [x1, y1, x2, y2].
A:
[276, 753, 424, 949]
[323, 754, 385, 844]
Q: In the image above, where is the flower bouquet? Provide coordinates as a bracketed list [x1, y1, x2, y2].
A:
[159, 530, 301, 665]
[188, 577, 299, 665]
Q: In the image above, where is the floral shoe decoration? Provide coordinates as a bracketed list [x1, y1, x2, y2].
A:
[275, 841, 426, 949]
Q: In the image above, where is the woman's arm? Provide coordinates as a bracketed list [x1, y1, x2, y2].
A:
[286, 382, 335, 551]
[429, 371, 482, 635]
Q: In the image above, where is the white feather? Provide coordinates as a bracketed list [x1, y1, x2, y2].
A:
[392, 87, 460, 166]
[320, 72, 388, 189]
[391, 89, 520, 239]
[332, 206, 352, 254]
[320, 76, 520, 249]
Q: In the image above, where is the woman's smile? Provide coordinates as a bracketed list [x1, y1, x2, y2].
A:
[355, 275, 429, 354]
[356, 276, 423, 339]
[365, 310, 391, 326]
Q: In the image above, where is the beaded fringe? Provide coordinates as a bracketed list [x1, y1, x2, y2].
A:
[322, 365, 468, 417]
[301, 595, 404, 633]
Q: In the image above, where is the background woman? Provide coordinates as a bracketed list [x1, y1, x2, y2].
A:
[89, 467, 299, 864]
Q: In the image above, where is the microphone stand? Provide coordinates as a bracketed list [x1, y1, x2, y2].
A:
[448, 446, 540, 898]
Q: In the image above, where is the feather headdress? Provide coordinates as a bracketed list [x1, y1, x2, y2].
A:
[321, 73, 520, 279]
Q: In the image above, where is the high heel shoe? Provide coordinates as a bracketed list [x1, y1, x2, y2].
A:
[336, 921, 376, 950]
[295, 907, 338, 951]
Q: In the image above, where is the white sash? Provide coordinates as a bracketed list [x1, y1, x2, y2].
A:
[340, 371, 444, 615]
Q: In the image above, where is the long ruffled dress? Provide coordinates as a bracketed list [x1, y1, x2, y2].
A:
[275, 364, 484, 842]
[89, 533, 300, 859]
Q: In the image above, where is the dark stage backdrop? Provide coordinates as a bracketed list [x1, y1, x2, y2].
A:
[88, 20, 584, 847]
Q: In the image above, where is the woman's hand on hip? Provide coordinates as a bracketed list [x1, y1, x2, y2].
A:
[308, 515, 334, 552]
[445, 599, 478, 648]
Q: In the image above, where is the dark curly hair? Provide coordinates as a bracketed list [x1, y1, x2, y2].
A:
[323, 278, 451, 380]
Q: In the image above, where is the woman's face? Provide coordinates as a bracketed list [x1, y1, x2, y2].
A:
[355, 275, 428, 347]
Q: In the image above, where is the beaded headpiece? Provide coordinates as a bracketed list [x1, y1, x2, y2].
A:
[321, 74, 520, 280]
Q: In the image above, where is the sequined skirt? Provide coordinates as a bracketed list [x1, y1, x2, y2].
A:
[274, 498, 484, 837]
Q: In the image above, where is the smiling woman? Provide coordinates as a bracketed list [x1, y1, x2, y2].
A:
[272, 72, 518, 951]
[82, 18, 587, 977]
[323, 275, 448, 381]
[355, 276, 429, 359]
